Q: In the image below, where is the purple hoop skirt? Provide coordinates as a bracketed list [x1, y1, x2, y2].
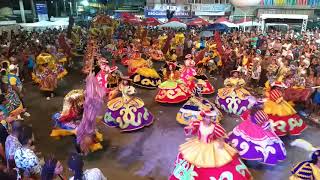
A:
[103, 97, 154, 132]
[227, 120, 286, 165]
[215, 91, 255, 116]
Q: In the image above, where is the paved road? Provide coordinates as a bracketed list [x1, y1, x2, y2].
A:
[23, 60, 320, 180]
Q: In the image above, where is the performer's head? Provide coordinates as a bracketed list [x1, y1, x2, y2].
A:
[41, 155, 64, 180]
[200, 109, 217, 125]
[230, 70, 239, 78]
[68, 153, 84, 180]
[250, 107, 269, 126]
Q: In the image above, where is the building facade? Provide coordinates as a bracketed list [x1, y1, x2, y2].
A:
[145, 0, 231, 20]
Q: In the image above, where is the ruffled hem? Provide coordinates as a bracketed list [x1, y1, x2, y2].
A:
[179, 138, 238, 168]
[269, 114, 307, 136]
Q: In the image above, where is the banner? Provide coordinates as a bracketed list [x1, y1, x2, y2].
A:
[191, 4, 231, 12]
[262, 0, 320, 6]
[35, 3, 48, 21]
[144, 9, 191, 18]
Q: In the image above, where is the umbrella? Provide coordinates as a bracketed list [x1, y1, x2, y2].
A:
[200, 31, 213, 37]
[187, 18, 210, 26]
[206, 23, 229, 32]
[159, 21, 187, 29]
[143, 17, 161, 26]
[169, 17, 183, 23]
[215, 17, 229, 23]
[237, 21, 261, 27]
[220, 21, 239, 28]
[122, 17, 141, 25]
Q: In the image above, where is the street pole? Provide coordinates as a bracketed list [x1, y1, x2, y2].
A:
[19, 0, 26, 23]
[55, 0, 59, 17]
[30, 0, 36, 22]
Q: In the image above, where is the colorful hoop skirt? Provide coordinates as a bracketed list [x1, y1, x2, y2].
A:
[103, 97, 154, 131]
[264, 100, 307, 136]
[195, 74, 215, 95]
[155, 80, 191, 103]
[169, 138, 252, 180]
[215, 88, 254, 116]
[227, 119, 286, 165]
[130, 67, 161, 89]
[176, 97, 221, 125]
[50, 113, 103, 152]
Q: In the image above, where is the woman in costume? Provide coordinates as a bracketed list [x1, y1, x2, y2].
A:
[1, 84, 24, 120]
[169, 110, 252, 180]
[155, 62, 191, 104]
[180, 54, 197, 89]
[263, 81, 307, 136]
[95, 57, 119, 94]
[290, 139, 320, 180]
[130, 57, 161, 89]
[176, 79, 221, 125]
[127, 50, 149, 76]
[227, 108, 286, 165]
[103, 77, 154, 132]
[50, 76, 104, 153]
[215, 70, 255, 116]
[32, 53, 67, 100]
[194, 65, 215, 95]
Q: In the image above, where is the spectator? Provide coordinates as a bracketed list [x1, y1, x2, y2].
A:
[41, 155, 65, 180]
[68, 153, 106, 180]
[5, 121, 23, 167]
[14, 125, 41, 178]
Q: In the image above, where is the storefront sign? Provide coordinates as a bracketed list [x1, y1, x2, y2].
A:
[36, 3, 48, 21]
[192, 4, 231, 12]
[144, 9, 191, 18]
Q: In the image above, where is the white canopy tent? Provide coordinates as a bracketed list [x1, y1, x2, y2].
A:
[158, 21, 187, 29]
[237, 21, 261, 27]
[220, 21, 239, 28]
[260, 14, 308, 33]
[20, 19, 69, 31]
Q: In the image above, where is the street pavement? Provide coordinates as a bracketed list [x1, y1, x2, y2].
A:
[22, 60, 320, 180]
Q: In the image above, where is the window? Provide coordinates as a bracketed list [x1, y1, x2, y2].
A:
[188, 0, 202, 3]
[163, 0, 175, 3]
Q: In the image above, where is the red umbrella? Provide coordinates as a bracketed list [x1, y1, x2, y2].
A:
[143, 17, 161, 26]
[187, 18, 209, 26]
[120, 12, 135, 19]
[169, 17, 182, 23]
[215, 17, 229, 23]
[122, 16, 141, 25]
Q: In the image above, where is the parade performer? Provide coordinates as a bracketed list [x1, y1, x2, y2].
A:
[82, 39, 99, 74]
[103, 77, 154, 132]
[130, 57, 161, 89]
[169, 110, 252, 180]
[290, 139, 320, 180]
[95, 57, 119, 94]
[50, 75, 104, 153]
[194, 66, 215, 95]
[176, 79, 221, 125]
[127, 50, 148, 76]
[32, 53, 67, 100]
[155, 62, 191, 104]
[149, 44, 164, 61]
[76, 73, 106, 155]
[180, 54, 197, 87]
[1, 84, 24, 120]
[263, 82, 307, 136]
[215, 70, 255, 115]
[227, 108, 286, 165]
